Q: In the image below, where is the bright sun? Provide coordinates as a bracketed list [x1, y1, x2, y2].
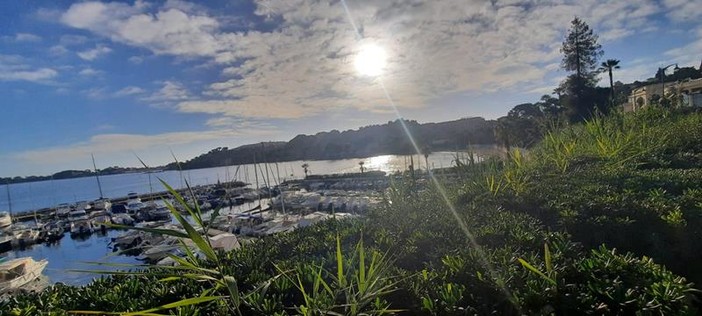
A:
[354, 44, 387, 77]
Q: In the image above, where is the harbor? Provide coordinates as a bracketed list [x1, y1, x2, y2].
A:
[0, 152, 480, 292]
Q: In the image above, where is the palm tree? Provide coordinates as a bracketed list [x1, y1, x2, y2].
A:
[358, 161, 365, 174]
[599, 59, 621, 102]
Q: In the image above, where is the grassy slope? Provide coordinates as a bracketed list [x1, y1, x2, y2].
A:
[3, 107, 702, 315]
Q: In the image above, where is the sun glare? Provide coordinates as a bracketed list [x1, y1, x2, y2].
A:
[354, 44, 387, 77]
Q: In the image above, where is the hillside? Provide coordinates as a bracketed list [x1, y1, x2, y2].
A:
[169, 117, 495, 169]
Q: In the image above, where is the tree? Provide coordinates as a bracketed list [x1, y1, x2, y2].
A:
[301, 163, 309, 178]
[508, 103, 543, 120]
[561, 17, 603, 82]
[599, 59, 620, 101]
[358, 161, 365, 174]
[535, 95, 564, 120]
[560, 17, 604, 121]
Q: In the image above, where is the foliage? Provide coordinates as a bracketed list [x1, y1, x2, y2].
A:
[4, 108, 702, 315]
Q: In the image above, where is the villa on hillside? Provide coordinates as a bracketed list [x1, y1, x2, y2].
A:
[625, 66, 702, 112]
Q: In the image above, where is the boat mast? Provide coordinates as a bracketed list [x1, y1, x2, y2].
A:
[5, 181, 12, 221]
[275, 163, 286, 215]
[253, 154, 261, 210]
[91, 153, 104, 198]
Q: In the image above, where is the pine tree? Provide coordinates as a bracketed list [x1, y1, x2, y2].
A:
[559, 17, 605, 121]
[561, 17, 603, 83]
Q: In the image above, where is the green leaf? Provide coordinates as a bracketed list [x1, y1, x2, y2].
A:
[517, 258, 556, 285]
[544, 243, 553, 275]
[128, 296, 224, 314]
[336, 233, 345, 287]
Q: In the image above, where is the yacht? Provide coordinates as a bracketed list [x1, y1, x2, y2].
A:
[89, 210, 112, 231]
[55, 203, 72, 218]
[75, 200, 92, 212]
[0, 211, 11, 230]
[93, 198, 112, 212]
[68, 210, 93, 236]
[126, 201, 146, 216]
[0, 257, 48, 294]
[127, 192, 141, 203]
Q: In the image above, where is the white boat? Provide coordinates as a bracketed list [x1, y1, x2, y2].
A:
[75, 200, 92, 212]
[55, 203, 72, 217]
[126, 201, 146, 216]
[70, 219, 94, 236]
[0, 211, 11, 230]
[89, 210, 112, 231]
[93, 198, 112, 211]
[127, 192, 141, 203]
[10, 226, 41, 248]
[0, 257, 48, 294]
[139, 238, 183, 262]
[68, 209, 89, 222]
[111, 213, 135, 226]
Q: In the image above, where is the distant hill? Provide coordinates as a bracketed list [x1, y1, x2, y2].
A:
[167, 117, 496, 170]
[0, 166, 152, 185]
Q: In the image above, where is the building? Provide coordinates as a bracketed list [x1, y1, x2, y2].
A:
[625, 78, 702, 111]
[677, 78, 702, 107]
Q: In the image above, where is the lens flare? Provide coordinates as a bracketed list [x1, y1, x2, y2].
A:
[354, 44, 387, 77]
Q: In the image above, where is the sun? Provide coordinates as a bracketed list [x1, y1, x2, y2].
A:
[354, 44, 387, 77]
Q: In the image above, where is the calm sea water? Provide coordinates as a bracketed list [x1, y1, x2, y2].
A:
[0, 150, 498, 285]
[2, 150, 497, 214]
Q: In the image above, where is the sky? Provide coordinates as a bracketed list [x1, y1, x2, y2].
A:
[1, 0, 701, 177]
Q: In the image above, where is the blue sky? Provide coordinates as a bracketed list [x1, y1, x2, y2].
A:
[1, 0, 701, 177]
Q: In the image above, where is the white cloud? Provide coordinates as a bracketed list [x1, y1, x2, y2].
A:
[59, 0, 665, 120]
[663, 0, 702, 22]
[142, 81, 190, 107]
[60, 34, 88, 46]
[14, 33, 42, 42]
[664, 27, 702, 67]
[0, 54, 57, 83]
[61, 1, 220, 57]
[114, 86, 147, 97]
[49, 45, 69, 56]
[78, 68, 102, 76]
[77, 45, 112, 61]
[128, 56, 144, 64]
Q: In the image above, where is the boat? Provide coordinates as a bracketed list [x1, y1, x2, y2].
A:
[111, 213, 135, 226]
[75, 200, 92, 212]
[10, 228, 41, 248]
[138, 237, 185, 262]
[0, 235, 12, 253]
[40, 222, 64, 243]
[0, 211, 11, 230]
[93, 198, 112, 212]
[89, 210, 112, 231]
[68, 209, 93, 236]
[0, 257, 48, 294]
[127, 192, 141, 203]
[126, 201, 146, 216]
[146, 205, 171, 221]
[55, 203, 72, 218]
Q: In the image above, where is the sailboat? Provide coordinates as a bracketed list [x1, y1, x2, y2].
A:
[91, 154, 112, 212]
[1, 183, 12, 230]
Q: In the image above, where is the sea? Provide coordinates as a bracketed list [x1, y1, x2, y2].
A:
[0, 149, 497, 285]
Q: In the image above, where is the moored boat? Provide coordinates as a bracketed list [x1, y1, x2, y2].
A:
[55, 203, 72, 218]
[0, 211, 11, 230]
[0, 257, 49, 294]
[41, 222, 65, 243]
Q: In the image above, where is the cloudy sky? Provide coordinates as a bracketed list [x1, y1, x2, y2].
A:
[1, 0, 701, 177]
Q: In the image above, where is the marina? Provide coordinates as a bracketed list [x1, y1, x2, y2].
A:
[0, 152, 485, 288]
